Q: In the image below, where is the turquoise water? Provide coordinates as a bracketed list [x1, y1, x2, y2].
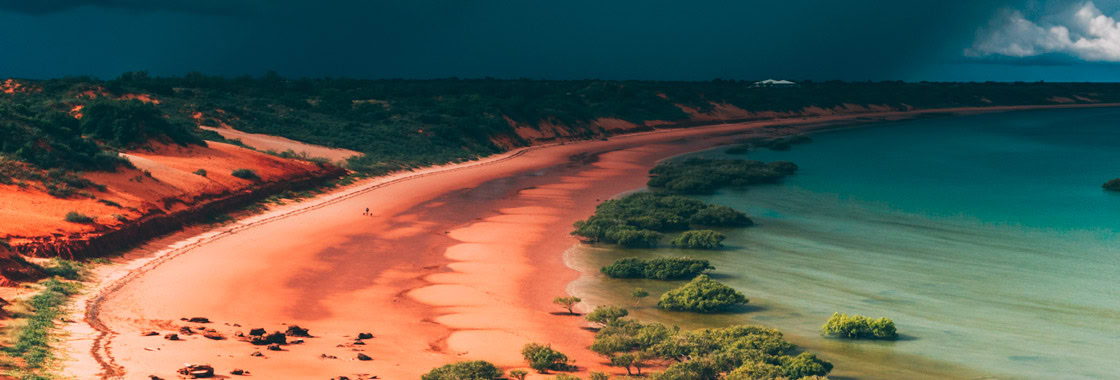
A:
[568, 108, 1120, 379]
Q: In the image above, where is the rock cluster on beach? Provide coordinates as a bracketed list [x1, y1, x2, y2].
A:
[139, 317, 379, 379]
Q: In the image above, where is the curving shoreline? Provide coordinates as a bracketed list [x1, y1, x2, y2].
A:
[60, 103, 1120, 379]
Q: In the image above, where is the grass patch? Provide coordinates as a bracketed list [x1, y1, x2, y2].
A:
[40, 259, 83, 281]
[231, 169, 260, 181]
[96, 199, 121, 208]
[3, 278, 79, 378]
[63, 211, 93, 224]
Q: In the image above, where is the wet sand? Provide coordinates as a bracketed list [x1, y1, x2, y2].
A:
[60, 103, 1120, 379]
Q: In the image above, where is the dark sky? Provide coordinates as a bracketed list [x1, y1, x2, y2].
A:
[2, 0, 1119, 81]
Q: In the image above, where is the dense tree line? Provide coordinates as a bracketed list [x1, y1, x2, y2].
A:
[7, 74, 1120, 182]
[726, 134, 814, 154]
[0, 101, 126, 172]
[79, 99, 203, 148]
[572, 192, 752, 248]
[601, 257, 714, 280]
[671, 230, 726, 249]
[648, 158, 798, 195]
[591, 316, 833, 379]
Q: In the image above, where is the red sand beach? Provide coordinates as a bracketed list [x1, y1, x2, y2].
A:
[60, 103, 1120, 379]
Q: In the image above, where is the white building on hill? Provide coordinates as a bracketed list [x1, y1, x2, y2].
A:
[752, 79, 798, 87]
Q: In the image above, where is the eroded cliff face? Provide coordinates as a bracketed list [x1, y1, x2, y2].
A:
[11, 168, 342, 259]
[0, 245, 44, 286]
[2, 141, 345, 263]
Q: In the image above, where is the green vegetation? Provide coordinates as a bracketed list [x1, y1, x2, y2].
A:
[39, 259, 83, 280]
[592, 319, 832, 379]
[648, 158, 798, 195]
[6, 75, 1118, 200]
[553, 296, 581, 315]
[79, 99, 203, 148]
[521, 343, 571, 373]
[631, 288, 650, 306]
[193, 168, 207, 177]
[3, 278, 80, 378]
[0, 102, 128, 172]
[670, 230, 726, 249]
[1, 157, 108, 199]
[821, 313, 898, 340]
[688, 204, 754, 226]
[63, 211, 94, 224]
[1103, 178, 1120, 191]
[726, 134, 814, 155]
[420, 360, 503, 380]
[508, 369, 528, 380]
[192, 129, 248, 147]
[600, 257, 714, 280]
[230, 168, 260, 181]
[657, 275, 748, 313]
[586, 305, 630, 327]
[572, 193, 752, 248]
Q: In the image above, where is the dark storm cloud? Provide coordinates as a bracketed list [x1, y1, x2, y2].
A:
[0, 0, 260, 15]
[0, 0, 1113, 81]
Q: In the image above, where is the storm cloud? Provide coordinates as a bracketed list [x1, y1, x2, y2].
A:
[0, 1, 1114, 81]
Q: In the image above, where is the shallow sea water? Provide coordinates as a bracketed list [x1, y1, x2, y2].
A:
[568, 108, 1120, 379]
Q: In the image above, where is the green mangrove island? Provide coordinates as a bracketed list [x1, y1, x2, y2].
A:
[647, 158, 798, 195]
[657, 274, 749, 313]
[600, 257, 714, 280]
[571, 192, 752, 248]
[1104, 178, 1120, 191]
[820, 313, 899, 340]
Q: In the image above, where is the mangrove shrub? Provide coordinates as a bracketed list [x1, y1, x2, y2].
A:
[820, 312, 898, 340]
[671, 230, 726, 249]
[420, 360, 503, 380]
[657, 275, 748, 313]
[572, 192, 751, 248]
[521, 343, 571, 373]
[600, 257, 714, 280]
[647, 158, 798, 195]
[1103, 178, 1120, 191]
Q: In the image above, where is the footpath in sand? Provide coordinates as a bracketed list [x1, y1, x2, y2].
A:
[61, 103, 1120, 379]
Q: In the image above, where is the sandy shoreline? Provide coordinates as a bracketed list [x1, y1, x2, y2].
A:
[59, 103, 1120, 379]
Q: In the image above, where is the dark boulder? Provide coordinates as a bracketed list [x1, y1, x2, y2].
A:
[177, 364, 214, 379]
[285, 325, 311, 337]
